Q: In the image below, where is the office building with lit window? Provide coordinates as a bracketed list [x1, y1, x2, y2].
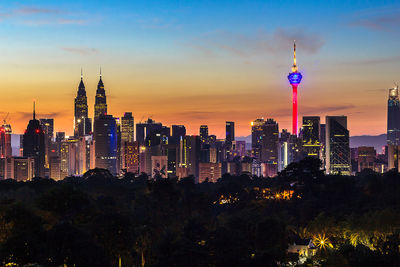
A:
[94, 114, 118, 174]
[326, 116, 350, 175]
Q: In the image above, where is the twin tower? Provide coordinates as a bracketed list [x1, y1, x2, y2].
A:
[74, 70, 108, 136]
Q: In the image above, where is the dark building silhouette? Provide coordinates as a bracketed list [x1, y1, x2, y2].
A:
[39, 118, 54, 171]
[136, 118, 163, 146]
[171, 125, 186, 145]
[226, 121, 235, 143]
[23, 103, 45, 177]
[302, 116, 321, 158]
[251, 118, 265, 161]
[387, 86, 400, 145]
[261, 119, 279, 164]
[94, 115, 117, 174]
[326, 116, 350, 175]
[94, 71, 107, 119]
[74, 72, 91, 136]
[145, 126, 170, 147]
[200, 125, 208, 144]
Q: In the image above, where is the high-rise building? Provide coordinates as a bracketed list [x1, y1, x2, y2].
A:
[388, 144, 400, 171]
[40, 118, 54, 171]
[278, 131, 303, 171]
[387, 86, 400, 145]
[226, 121, 235, 143]
[115, 117, 122, 175]
[151, 155, 168, 178]
[1, 157, 35, 181]
[162, 144, 178, 177]
[49, 156, 61, 180]
[326, 116, 350, 175]
[302, 116, 321, 158]
[74, 72, 91, 137]
[136, 118, 163, 146]
[60, 138, 81, 177]
[39, 119, 54, 139]
[121, 112, 134, 143]
[200, 125, 208, 144]
[261, 119, 279, 167]
[251, 118, 265, 161]
[199, 162, 222, 183]
[287, 41, 303, 136]
[23, 103, 45, 177]
[171, 125, 186, 145]
[0, 122, 12, 158]
[94, 115, 117, 174]
[94, 71, 107, 119]
[122, 141, 139, 174]
[177, 135, 201, 182]
[357, 146, 376, 172]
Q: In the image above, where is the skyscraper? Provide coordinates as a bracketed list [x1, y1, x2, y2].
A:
[39, 118, 54, 171]
[251, 118, 266, 161]
[200, 125, 208, 144]
[226, 121, 235, 143]
[387, 85, 400, 145]
[326, 116, 350, 175]
[122, 141, 139, 174]
[136, 118, 163, 145]
[261, 119, 279, 165]
[121, 112, 134, 143]
[287, 41, 303, 136]
[302, 116, 321, 158]
[94, 114, 118, 174]
[0, 121, 12, 158]
[23, 103, 45, 177]
[74, 71, 91, 137]
[171, 125, 186, 145]
[94, 70, 107, 119]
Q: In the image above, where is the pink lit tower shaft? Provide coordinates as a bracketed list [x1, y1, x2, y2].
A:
[287, 41, 303, 136]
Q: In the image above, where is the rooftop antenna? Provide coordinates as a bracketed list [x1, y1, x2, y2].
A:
[81, 68, 83, 79]
[33, 101, 36, 120]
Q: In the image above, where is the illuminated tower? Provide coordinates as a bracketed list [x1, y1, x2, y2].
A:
[74, 70, 91, 136]
[94, 69, 107, 119]
[287, 41, 303, 136]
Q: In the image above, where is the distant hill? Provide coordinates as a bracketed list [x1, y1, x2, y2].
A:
[237, 134, 387, 153]
[350, 134, 386, 153]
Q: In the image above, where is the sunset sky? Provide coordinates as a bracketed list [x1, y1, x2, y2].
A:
[0, 0, 399, 138]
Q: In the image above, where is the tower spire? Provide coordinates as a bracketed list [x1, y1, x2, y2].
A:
[33, 101, 36, 120]
[292, 40, 298, 73]
[99, 67, 102, 79]
[81, 68, 83, 80]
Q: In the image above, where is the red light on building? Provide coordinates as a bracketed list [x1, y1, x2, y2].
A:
[35, 129, 40, 134]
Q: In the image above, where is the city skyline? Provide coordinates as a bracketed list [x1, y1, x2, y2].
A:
[1, 1, 399, 137]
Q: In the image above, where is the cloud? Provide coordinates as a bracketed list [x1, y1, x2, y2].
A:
[0, 6, 88, 25]
[348, 11, 400, 31]
[340, 55, 400, 65]
[61, 47, 99, 55]
[188, 28, 325, 58]
[57, 19, 86, 25]
[270, 105, 355, 118]
[14, 111, 67, 122]
[15, 7, 61, 15]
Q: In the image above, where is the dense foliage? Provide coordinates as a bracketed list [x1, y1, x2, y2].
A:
[0, 157, 399, 266]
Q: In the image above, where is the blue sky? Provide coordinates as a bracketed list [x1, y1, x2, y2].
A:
[0, 0, 399, 137]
